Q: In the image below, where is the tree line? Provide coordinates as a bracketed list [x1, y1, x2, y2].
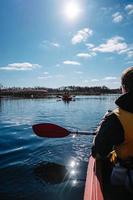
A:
[0, 85, 120, 98]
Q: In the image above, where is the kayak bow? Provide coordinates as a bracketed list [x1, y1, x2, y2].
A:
[84, 156, 104, 200]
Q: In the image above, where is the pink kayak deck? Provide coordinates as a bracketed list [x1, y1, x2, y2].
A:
[84, 156, 104, 200]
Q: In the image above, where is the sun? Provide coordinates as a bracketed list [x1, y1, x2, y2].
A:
[64, 2, 81, 21]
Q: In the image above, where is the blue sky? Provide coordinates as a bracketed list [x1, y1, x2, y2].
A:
[0, 0, 133, 88]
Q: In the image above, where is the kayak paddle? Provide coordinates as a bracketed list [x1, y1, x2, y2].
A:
[32, 123, 95, 138]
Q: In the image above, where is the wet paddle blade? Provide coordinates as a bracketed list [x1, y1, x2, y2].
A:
[32, 123, 69, 138]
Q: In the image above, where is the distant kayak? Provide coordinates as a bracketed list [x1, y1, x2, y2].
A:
[84, 156, 133, 200]
[62, 96, 73, 101]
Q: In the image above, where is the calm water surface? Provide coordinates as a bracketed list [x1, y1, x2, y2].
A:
[0, 95, 119, 200]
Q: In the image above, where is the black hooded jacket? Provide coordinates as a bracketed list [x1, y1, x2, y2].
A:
[92, 92, 133, 158]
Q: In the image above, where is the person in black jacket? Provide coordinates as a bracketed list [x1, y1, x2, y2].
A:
[92, 66, 133, 192]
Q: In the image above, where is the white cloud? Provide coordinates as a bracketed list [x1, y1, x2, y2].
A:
[77, 52, 96, 58]
[127, 60, 133, 64]
[55, 64, 60, 67]
[41, 40, 60, 48]
[77, 53, 91, 58]
[38, 75, 53, 79]
[0, 62, 41, 71]
[63, 60, 81, 65]
[103, 77, 117, 81]
[125, 4, 133, 15]
[127, 50, 133, 58]
[43, 72, 49, 75]
[112, 12, 123, 23]
[75, 71, 83, 74]
[101, 7, 113, 13]
[119, 44, 133, 58]
[86, 43, 95, 49]
[85, 36, 132, 59]
[84, 80, 89, 83]
[38, 73, 64, 80]
[93, 36, 127, 53]
[89, 52, 96, 56]
[91, 79, 99, 82]
[51, 42, 60, 47]
[72, 28, 93, 44]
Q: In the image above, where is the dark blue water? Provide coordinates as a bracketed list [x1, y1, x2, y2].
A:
[0, 95, 119, 200]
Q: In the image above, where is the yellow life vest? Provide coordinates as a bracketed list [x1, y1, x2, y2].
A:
[113, 107, 133, 160]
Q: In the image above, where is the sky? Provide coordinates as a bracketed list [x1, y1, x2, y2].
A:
[0, 0, 133, 89]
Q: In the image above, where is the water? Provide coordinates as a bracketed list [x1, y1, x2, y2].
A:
[0, 95, 119, 200]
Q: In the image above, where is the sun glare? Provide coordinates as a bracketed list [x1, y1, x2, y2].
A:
[64, 2, 81, 20]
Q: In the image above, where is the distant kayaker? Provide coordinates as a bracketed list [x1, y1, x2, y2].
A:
[92, 66, 133, 192]
[63, 91, 70, 99]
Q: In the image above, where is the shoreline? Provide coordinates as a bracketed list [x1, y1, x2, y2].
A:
[0, 93, 120, 100]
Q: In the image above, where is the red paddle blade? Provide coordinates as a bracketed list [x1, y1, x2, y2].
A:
[32, 123, 69, 138]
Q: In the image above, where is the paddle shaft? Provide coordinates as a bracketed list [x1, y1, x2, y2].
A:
[69, 131, 95, 136]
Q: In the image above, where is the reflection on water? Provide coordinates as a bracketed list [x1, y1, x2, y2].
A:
[34, 159, 88, 185]
[34, 162, 69, 184]
[0, 95, 119, 199]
